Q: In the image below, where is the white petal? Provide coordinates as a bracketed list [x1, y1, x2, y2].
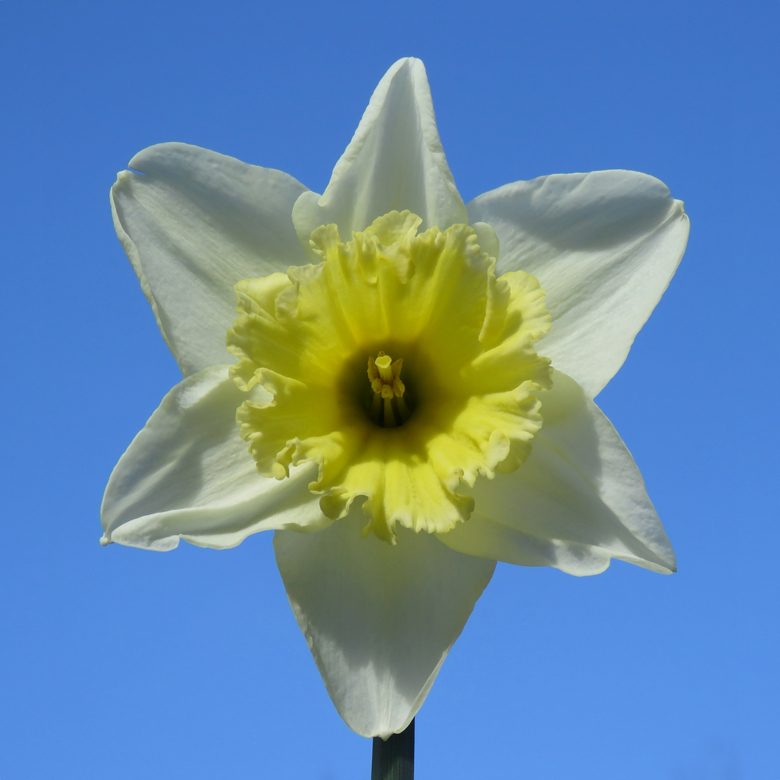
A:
[467, 170, 689, 397]
[101, 366, 327, 551]
[111, 143, 309, 376]
[438, 371, 676, 576]
[292, 58, 467, 249]
[274, 516, 495, 737]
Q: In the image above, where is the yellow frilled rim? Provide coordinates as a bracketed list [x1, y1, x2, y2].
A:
[226, 211, 552, 543]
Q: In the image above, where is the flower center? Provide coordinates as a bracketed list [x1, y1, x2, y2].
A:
[367, 352, 410, 428]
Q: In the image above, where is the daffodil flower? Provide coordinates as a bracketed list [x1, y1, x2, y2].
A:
[102, 58, 689, 739]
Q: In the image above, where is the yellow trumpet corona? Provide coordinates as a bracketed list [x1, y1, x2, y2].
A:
[226, 210, 552, 543]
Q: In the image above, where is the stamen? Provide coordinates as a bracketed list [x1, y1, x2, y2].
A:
[370, 391, 382, 420]
[367, 351, 409, 427]
[383, 398, 397, 428]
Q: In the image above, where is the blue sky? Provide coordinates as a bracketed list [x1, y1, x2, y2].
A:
[1, 1, 777, 778]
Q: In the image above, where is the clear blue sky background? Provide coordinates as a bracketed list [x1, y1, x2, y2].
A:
[1, 1, 777, 778]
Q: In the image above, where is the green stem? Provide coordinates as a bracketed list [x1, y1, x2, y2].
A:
[371, 719, 414, 780]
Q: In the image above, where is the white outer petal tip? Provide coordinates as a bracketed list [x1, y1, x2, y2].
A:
[439, 371, 676, 577]
[292, 58, 467, 253]
[101, 366, 328, 552]
[274, 518, 495, 738]
[111, 142, 310, 376]
[468, 170, 689, 397]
